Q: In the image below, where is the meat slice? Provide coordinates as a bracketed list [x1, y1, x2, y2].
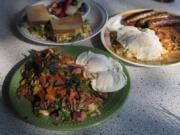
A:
[148, 16, 180, 28]
[122, 9, 156, 26]
[27, 4, 51, 24]
[50, 14, 83, 34]
[136, 12, 171, 27]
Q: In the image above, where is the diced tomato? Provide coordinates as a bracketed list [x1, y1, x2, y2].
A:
[47, 86, 56, 95]
[45, 87, 57, 103]
[51, 2, 58, 8]
[50, 76, 63, 85]
[52, 7, 63, 16]
[45, 94, 55, 103]
[56, 88, 66, 98]
[62, 56, 74, 64]
[58, 0, 70, 17]
[55, 8, 63, 15]
[50, 76, 62, 81]
[70, 89, 78, 98]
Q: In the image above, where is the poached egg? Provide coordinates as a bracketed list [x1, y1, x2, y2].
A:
[107, 15, 163, 61]
[116, 26, 163, 61]
[76, 51, 127, 92]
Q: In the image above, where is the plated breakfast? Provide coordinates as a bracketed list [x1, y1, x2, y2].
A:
[23, 0, 91, 43]
[16, 0, 108, 45]
[101, 9, 180, 67]
[8, 46, 130, 130]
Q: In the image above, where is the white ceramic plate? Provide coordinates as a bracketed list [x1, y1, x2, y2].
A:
[101, 9, 180, 67]
[16, 0, 108, 46]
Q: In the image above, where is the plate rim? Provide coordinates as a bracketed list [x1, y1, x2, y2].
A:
[100, 9, 180, 68]
[16, 0, 108, 46]
[7, 45, 130, 131]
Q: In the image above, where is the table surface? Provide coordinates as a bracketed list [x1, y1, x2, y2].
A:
[0, 0, 180, 135]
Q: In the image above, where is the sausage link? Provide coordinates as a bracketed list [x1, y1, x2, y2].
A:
[148, 16, 180, 27]
[136, 12, 171, 27]
[122, 9, 156, 25]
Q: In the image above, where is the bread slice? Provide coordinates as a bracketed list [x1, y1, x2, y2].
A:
[50, 14, 83, 34]
[27, 4, 51, 24]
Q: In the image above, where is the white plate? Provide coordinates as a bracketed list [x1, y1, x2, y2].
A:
[101, 9, 180, 68]
[16, 0, 108, 46]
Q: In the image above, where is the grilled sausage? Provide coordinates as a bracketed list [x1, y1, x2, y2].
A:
[122, 9, 157, 26]
[148, 16, 180, 27]
[136, 12, 171, 27]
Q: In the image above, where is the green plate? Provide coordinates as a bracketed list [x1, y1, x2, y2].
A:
[7, 46, 130, 131]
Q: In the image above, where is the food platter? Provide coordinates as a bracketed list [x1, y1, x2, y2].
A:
[101, 9, 180, 67]
[7, 46, 130, 131]
[16, 0, 108, 46]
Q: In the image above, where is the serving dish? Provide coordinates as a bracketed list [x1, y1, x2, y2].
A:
[101, 9, 180, 67]
[6, 46, 130, 131]
[16, 0, 108, 46]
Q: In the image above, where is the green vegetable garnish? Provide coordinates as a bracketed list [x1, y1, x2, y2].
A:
[61, 108, 71, 120]
[54, 96, 61, 109]
[33, 86, 40, 95]
[20, 79, 26, 85]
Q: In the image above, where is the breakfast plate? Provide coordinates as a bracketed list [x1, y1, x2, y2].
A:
[6, 46, 130, 131]
[101, 9, 180, 67]
[16, 0, 108, 45]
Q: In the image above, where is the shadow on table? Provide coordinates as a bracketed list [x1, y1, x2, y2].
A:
[91, 33, 106, 51]
[77, 105, 180, 135]
[1, 58, 27, 117]
[0, 59, 34, 135]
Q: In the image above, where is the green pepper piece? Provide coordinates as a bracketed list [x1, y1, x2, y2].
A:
[33, 86, 40, 95]
[20, 79, 26, 86]
[54, 96, 61, 109]
[61, 108, 71, 120]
